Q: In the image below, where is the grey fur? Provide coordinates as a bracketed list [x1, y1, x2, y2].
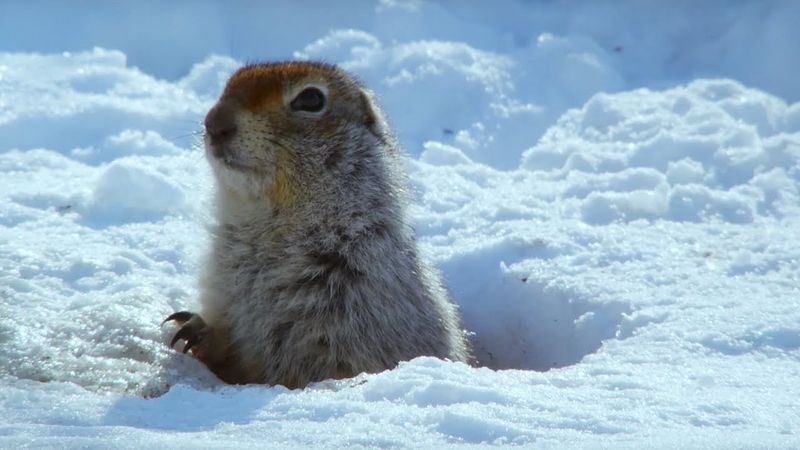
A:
[167, 62, 470, 388]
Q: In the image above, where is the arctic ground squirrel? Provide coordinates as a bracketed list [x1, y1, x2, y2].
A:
[164, 61, 471, 388]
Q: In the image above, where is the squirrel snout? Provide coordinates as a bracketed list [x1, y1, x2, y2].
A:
[204, 103, 238, 148]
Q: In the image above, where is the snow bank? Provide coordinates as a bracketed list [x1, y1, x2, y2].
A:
[4, 1, 799, 168]
[521, 79, 800, 224]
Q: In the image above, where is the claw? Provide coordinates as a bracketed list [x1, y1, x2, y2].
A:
[170, 323, 196, 349]
[162, 310, 194, 326]
[183, 335, 199, 354]
[164, 311, 211, 358]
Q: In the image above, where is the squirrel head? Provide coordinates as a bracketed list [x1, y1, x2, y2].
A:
[203, 62, 389, 208]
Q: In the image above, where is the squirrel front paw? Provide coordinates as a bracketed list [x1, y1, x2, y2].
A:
[162, 311, 214, 361]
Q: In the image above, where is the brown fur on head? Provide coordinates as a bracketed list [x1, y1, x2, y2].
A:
[203, 62, 381, 207]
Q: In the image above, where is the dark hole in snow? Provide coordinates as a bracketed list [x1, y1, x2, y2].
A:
[439, 248, 645, 371]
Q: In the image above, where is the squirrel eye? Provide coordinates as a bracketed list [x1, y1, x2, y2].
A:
[290, 87, 326, 113]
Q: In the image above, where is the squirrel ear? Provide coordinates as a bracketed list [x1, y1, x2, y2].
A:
[358, 88, 381, 132]
[358, 88, 399, 154]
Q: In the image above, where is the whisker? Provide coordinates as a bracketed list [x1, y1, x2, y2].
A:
[171, 131, 203, 141]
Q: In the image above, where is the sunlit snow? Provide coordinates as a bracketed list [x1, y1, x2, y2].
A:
[1, 1, 799, 448]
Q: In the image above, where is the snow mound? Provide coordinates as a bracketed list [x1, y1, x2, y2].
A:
[0, 49, 210, 155]
[86, 159, 189, 225]
[521, 79, 800, 224]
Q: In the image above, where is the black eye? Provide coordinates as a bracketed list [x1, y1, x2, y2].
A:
[290, 87, 326, 113]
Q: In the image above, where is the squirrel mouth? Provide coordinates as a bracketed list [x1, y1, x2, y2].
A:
[220, 154, 254, 172]
[207, 143, 253, 172]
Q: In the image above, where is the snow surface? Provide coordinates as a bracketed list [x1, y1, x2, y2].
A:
[2, 0, 800, 448]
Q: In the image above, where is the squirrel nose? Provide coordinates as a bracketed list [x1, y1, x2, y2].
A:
[204, 103, 237, 147]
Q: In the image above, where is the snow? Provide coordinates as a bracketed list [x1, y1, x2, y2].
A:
[2, 0, 800, 447]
